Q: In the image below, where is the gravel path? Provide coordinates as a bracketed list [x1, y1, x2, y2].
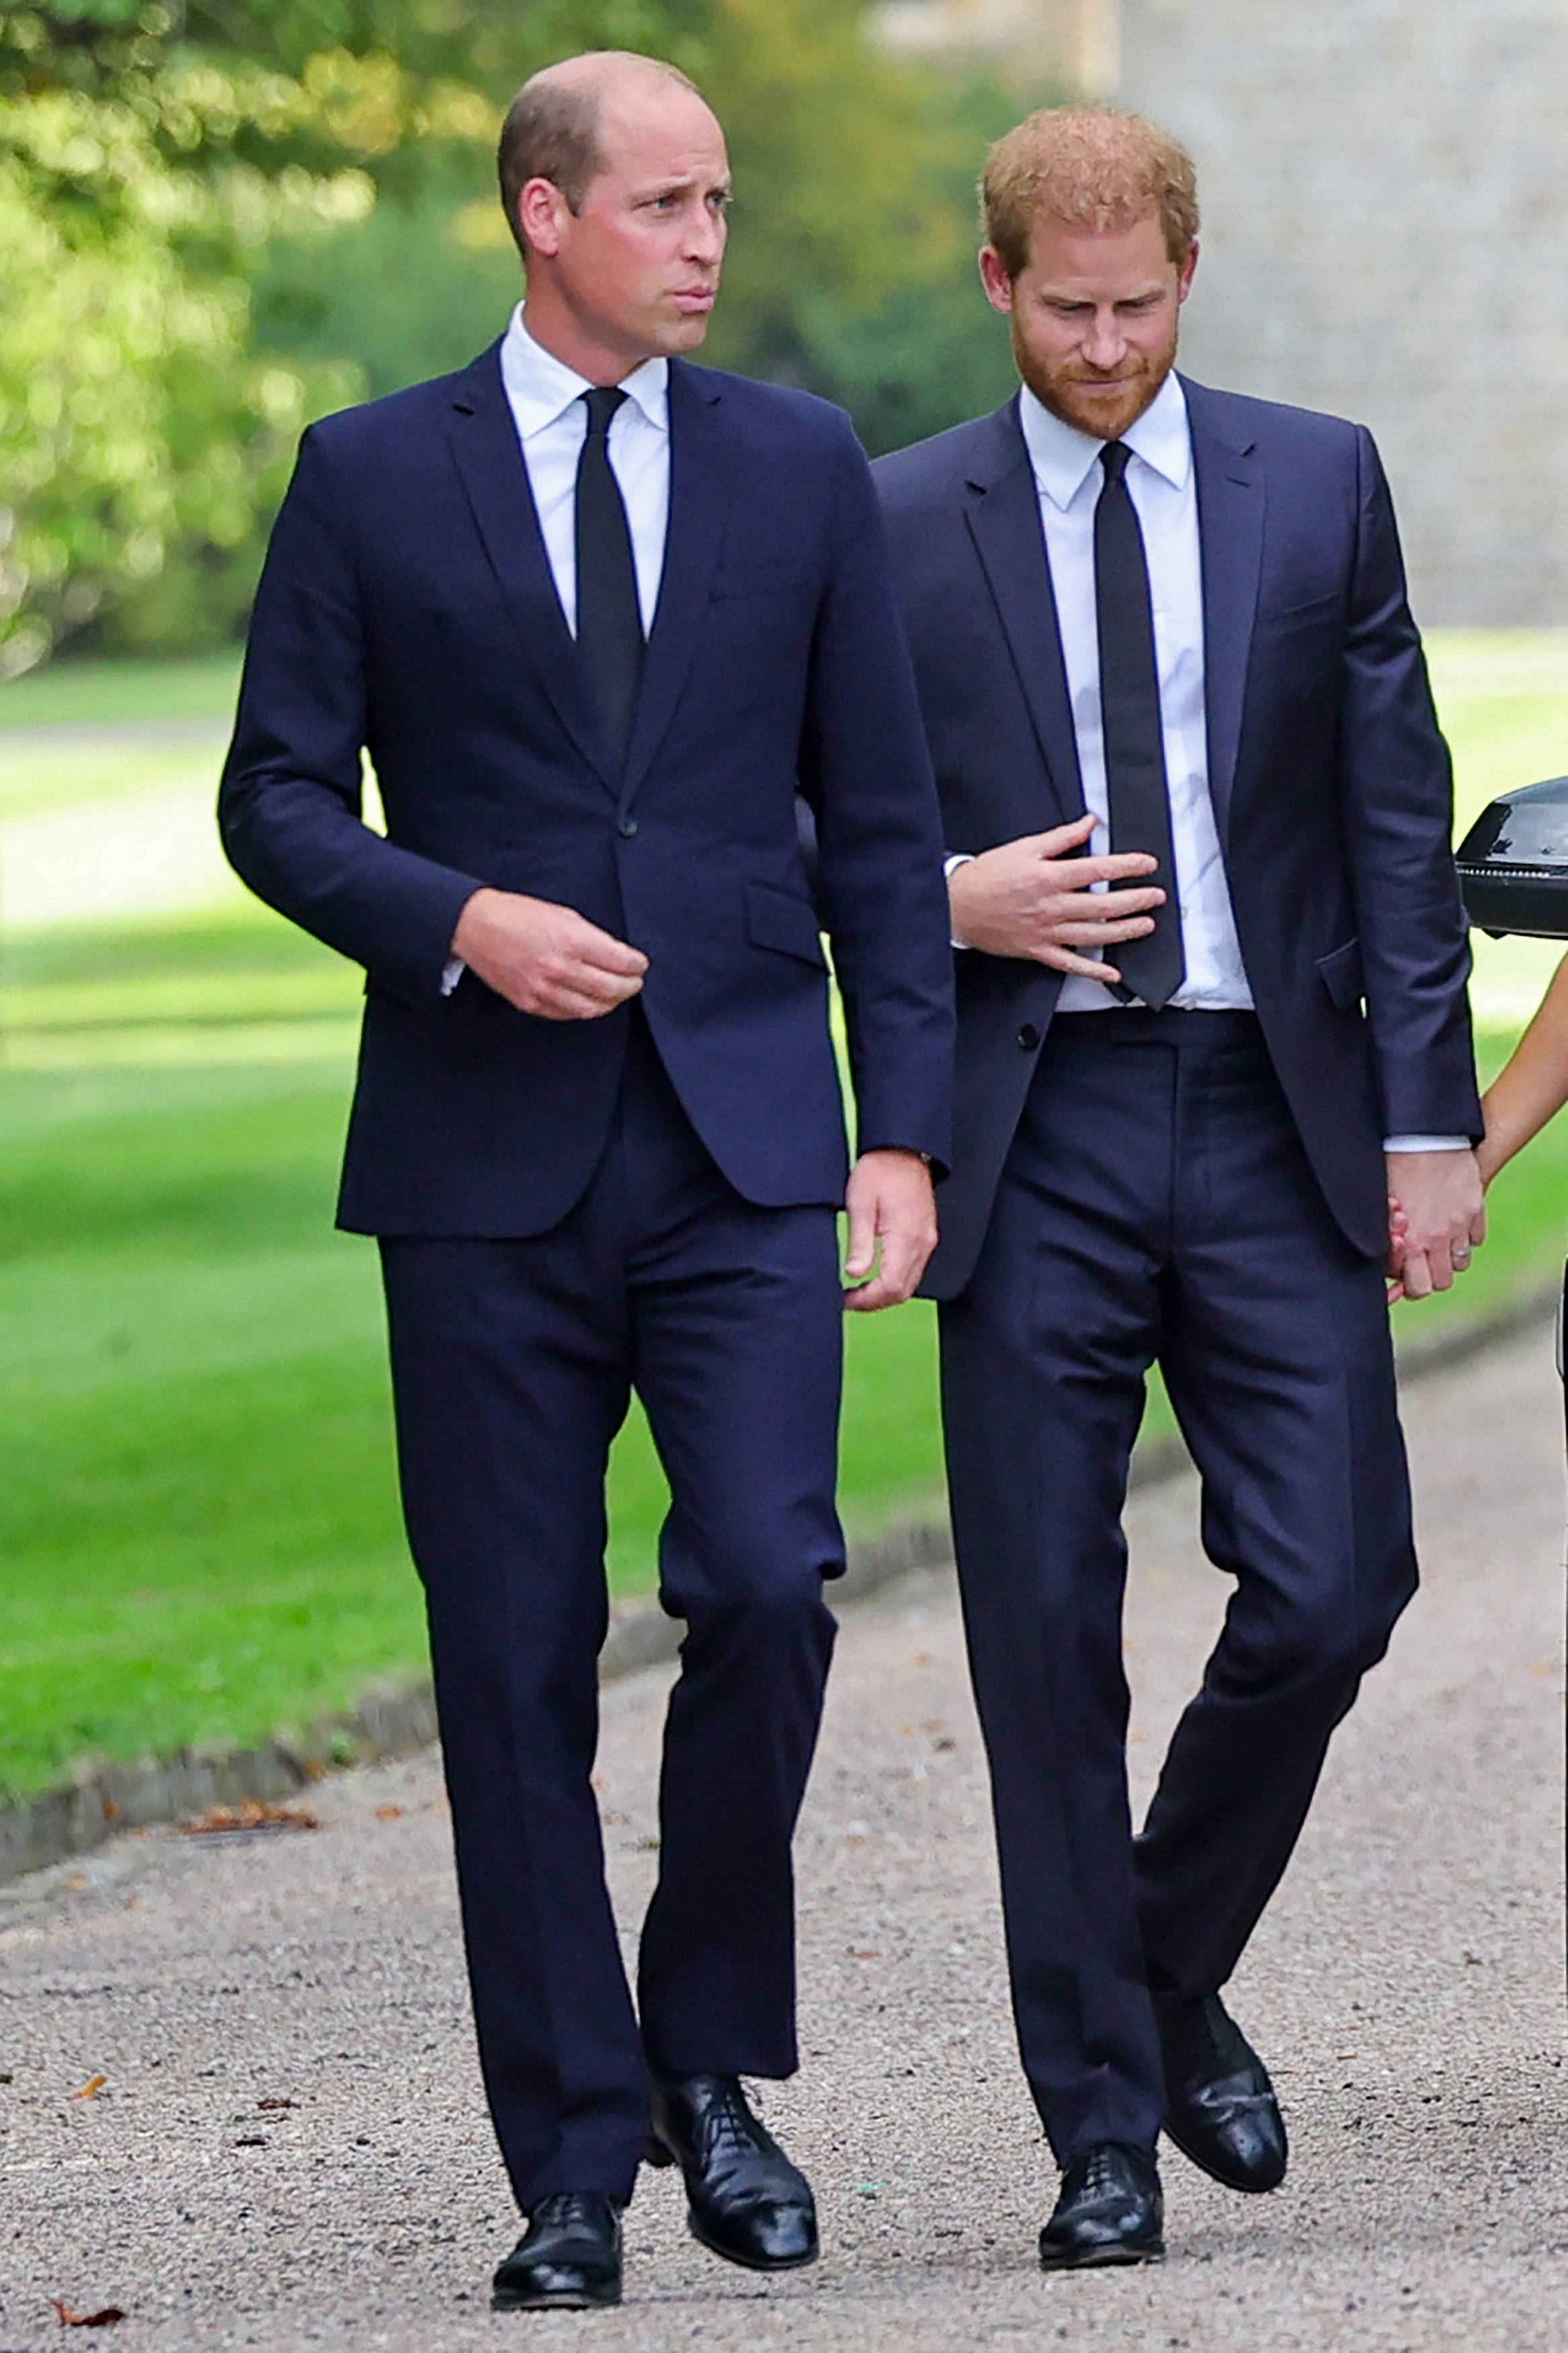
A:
[2, 1328, 1563, 2350]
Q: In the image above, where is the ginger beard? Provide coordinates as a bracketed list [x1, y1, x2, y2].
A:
[1012, 305, 1179, 442]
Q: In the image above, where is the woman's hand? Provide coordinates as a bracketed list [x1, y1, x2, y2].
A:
[1385, 1191, 1410, 1305]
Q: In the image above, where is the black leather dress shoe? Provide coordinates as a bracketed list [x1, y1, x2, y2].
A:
[646, 2073, 818, 2271]
[491, 2193, 622, 2311]
[1155, 1989, 1288, 2194]
[1038, 2143, 1164, 2269]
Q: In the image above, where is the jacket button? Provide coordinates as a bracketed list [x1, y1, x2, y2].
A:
[618, 815, 639, 839]
[1016, 1022, 1041, 1051]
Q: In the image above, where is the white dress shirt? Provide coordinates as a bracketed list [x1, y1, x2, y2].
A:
[499, 302, 671, 635]
[1018, 372, 1250, 1014]
[949, 374, 1462, 1152]
[441, 309, 671, 994]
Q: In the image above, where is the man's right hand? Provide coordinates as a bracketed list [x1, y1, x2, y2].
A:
[948, 812, 1164, 978]
[451, 887, 648, 1020]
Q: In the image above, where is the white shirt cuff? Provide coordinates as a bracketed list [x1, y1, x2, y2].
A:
[1383, 1135, 1469, 1153]
[441, 957, 465, 996]
[944, 852, 974, 951]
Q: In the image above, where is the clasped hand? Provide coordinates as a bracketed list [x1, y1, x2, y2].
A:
[1385, 1148, 1486, 1303]
[948, 811, 1163, 976]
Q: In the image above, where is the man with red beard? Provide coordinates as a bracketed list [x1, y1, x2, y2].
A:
[874, 106, 1483, 2267]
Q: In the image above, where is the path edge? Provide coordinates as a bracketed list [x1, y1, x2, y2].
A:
[3, 1283, 1555, 1888]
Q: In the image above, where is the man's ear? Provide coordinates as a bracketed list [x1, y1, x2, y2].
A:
[1177, 239, 1200, 303]
[979, 245, 1016, 317]
[518, 175, 570, 262]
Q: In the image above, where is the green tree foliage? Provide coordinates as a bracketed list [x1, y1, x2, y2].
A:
[0, 56, 364, 666]
[1, 1, 1025, 666]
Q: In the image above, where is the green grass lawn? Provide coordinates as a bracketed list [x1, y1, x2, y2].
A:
[1, 643, 1566, 1808]
[0, 653, 242, 731]
[0, 908, 944, 1804]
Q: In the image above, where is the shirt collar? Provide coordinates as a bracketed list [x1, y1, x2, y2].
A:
[1018, 370, 1191, 510]
[500, 303, 669, 438]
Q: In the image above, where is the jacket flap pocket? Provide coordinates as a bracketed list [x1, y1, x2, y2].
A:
[1315, 937, 1364, 1010]
[746, 881, 828, 967]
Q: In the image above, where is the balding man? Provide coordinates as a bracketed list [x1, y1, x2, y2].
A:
[875, 106, 1481, 2267]
[220, 51, 951, 2311]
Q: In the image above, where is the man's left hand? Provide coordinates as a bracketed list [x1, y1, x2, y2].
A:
[843, 1150, 938, 1311]
[1385, 1148, 1485, 1302]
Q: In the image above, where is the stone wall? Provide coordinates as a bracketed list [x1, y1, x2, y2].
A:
[1118, 0, 1568, 624]
[876, 0, 1119, 91]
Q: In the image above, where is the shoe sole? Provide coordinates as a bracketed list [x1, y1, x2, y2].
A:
[1163, 2116, 1286, 2196]
[1039, 2242, 1165, 2272]
[491, 2288, 621, 2311]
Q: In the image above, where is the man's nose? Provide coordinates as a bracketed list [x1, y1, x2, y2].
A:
[686, 207, 725, 266]
[1082, 309, 1126, 368]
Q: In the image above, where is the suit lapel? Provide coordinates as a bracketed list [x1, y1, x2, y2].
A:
[1185, 379, 1264, 842]
[442, 343, 616, 795]
[617, 360, 728, 818]
[962, 403, 1085, 825]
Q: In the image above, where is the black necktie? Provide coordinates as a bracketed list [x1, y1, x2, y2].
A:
[1094, 440, 1184, 1009]
[575, 385, 644, 768]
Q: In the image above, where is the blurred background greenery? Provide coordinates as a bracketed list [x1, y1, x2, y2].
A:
[5, 642, 1565, 1806]
[0, 0, 1030, 1799]
[0, 0, 1022, 674]
[2, 8, 1566, 1812]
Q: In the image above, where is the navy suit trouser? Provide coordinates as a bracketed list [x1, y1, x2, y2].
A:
[938, 1011, 1417, 2164]
[378, 1020, 843, 2212]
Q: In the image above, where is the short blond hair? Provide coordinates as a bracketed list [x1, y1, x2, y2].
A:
[982, 104, 1199, 277]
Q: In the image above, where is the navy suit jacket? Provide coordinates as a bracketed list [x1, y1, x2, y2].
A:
[220, 344, 953, 1235]
[873, 379, 1481, 1299]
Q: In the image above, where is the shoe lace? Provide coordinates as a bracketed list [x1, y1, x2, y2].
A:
[1077, 2148, 1122, 2200]
[532, 2192, 609, 2233]
[700, 2080, 764, 2163]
